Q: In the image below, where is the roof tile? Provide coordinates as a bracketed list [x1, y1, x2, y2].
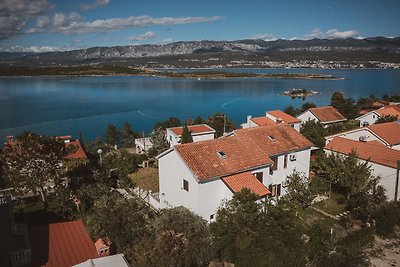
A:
[169, 124, 215, 136]
[309, 106, 347, 123]
[222, 172, 271, 196]
[324, 137, 400, 169]
[368, 121, 400, 145]
[267, 110, 301, 124]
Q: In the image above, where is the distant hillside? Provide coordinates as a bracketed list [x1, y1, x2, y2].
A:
[2, 37, 400, 68]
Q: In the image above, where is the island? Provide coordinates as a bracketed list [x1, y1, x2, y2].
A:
[0, 65, 343, 80]
[283, 88, 320, 98]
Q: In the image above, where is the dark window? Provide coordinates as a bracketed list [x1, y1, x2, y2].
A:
[284, 155, 288, 168]
[210, 214, 214, 220]
[271, 157, 278, 171]
[183, 179, 189, 191]
[217, 151, 227, 159]
[269, 184, 282, 197]
[268, 135, 276, 142]
[255, 172, 263, 183]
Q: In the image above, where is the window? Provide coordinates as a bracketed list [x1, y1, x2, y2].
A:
[271, 157, 278, 171]
[255, 172, 263, 183]
[268, 135, 276, 142]
[284, 155, 288, 168]
[183, 179, 189, 191]
[210, 214, 215, 220]
[269, 184, 282, 197]
[169, 135, 172, 141]
[217, 151, 227, 159]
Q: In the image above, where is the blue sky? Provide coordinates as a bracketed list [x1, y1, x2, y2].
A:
[1, 0, 400, 52]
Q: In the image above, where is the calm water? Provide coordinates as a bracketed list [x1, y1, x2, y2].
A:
[1, 68, 399, 142]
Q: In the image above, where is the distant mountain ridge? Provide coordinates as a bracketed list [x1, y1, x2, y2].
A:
[2, 37, 400, 67]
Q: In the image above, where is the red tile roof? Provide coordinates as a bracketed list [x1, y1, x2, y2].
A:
[175, 134, 273, 181]
[250, 116, 276, 126]
[169, 124, 215, 136]
[267, 110, 301, 124]
[234, 124, 314, 156]
[376, 105, 400, 118]
[66, 140, 87, 159]
[324, 137, 400, 169]
[174, 124, 313, 181]
[222, 172, 271, 197]
[309, 106, 347, 123]
[29, 220, 98, 267]
[368, 121, 400, 145]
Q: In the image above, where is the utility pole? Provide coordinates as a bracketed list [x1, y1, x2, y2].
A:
[395, 160, 400, 201]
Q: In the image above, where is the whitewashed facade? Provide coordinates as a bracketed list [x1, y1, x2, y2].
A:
[166, 124, 215, 147]
[157, 142, 312, 221]
[356, 111, 380, 127]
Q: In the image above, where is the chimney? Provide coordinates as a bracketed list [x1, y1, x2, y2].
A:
[276, 117, 283, 123]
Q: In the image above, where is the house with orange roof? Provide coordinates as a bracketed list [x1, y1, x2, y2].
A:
[242, 110, 301, 131]
[297, 106, 347, 128]
[166, 124, 216, 147]
[325, 121, 400, 150]
[356, 104, 400, 127]
[156, 124, 314, 221]
[324, 137, 400, 200]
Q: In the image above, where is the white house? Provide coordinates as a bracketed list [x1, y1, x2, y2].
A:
[324, 137, 400, 201]
[157, 124, 314, 221]
[242, 110, 301, 132]
[166, 124, 216, 147]
[325, 121, 400, 150]
[134, 137, 153, 154]
[297, 106, 347, 128]
[356, 104, 400, 127]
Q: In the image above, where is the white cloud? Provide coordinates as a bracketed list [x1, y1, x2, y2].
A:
[0, 0, 53, 39]
[80, 0, 110, 11]
[49, 15, 221, 34]
[0, 45, 62, 52]
[305, 28, 362, 39]
[249, 33, 276, 41]
[127, 31, 156, 41]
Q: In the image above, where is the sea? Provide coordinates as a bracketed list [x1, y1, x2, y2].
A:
[1, 68, 399, 142]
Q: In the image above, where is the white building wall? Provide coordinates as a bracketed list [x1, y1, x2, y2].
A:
[268, 149, 311, 197]
[356, 112, 380, 127]
[297, 111, 319, 125]
[159, 150, 200, 212]
[325, 129, 383, 145]
[324, 149, 399, 201]
[192, 132, 215, 143]
[291, 122, 301, 132]
[166, 129, 180, 147]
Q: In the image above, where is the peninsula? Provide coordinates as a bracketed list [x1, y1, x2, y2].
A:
[0, 66, 341, 80]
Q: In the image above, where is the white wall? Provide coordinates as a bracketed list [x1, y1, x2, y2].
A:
[268, 149, 311, 197]
[356, 112, 379, 127]
[159, 150, 200, 212]
[324, 149, 399, 201]
[192, 132, 215, 143]
[297, 111, 318, 125]
[291, 122, 301, 132]
[325, 128, 383, 145]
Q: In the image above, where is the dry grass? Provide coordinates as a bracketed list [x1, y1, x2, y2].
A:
[129, 167, 159, 192]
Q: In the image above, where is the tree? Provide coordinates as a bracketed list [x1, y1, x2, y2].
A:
[284, 105, 297, 117]
[101, 150, 138, 186]
[149, 127, 170, 157]
[180, 124, 193, 144]
[210, 189, 306, 267]
[300, 120, 327, 148]
[300, 102, 317, 113]
[330, 92, 359, 119]
[132, 207, 213, 267]
[104, 123, 120, 147]
[205, 112, 235, 137]
[283, 171, 315, 209]
[121, 121, 138, 147]
[313, 151, 377, 200]
[85, 193, 155, 255]
[154, 117, 181, 130]
[193, 116, 203, 124]
[1, 132, 71, 207]
[376, 115, 398, 124]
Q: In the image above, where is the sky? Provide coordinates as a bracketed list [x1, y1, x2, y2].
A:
[1, 0, 400, 52]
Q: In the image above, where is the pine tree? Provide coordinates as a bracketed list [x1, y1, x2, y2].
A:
[121, 121, 138, 147]
[180, 124, 193, 144]
[104, 123, 120, 147]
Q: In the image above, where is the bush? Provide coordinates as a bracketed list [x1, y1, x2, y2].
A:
[374, 202, 400, 237]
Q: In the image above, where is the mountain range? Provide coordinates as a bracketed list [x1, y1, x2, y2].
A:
[2, 37, 400, 68]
